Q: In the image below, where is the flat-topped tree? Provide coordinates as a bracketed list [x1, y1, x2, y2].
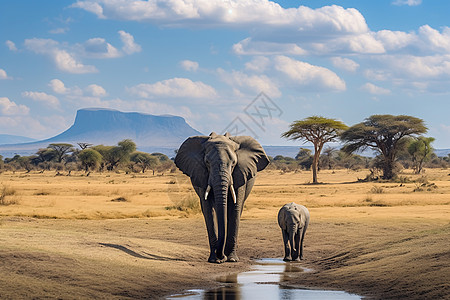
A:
[341, 115, 427, 180]
[282, 116, 348, 183]
[49, 143, 75, 163]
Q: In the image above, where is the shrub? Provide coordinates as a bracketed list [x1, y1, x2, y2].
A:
[0, 185, 18, 205]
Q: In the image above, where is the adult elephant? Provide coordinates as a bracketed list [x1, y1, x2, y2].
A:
[175, 132, 269, 263]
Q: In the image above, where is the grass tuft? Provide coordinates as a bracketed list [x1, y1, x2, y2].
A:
[370, 186, 384, 194]
[166, 196, 201, 215]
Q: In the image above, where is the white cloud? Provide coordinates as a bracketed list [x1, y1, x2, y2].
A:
[85, 84, 107, 97]
[217, 68, 281, 98]
[72, 1, 368, 35]
[361, 83, 391, 95]
[0, 69, 10, 79]
[49, 79, 68, 94]
[79, 37, 121, 58]
[22, 91, 60, 108]
[330, 57, 359, 72]
[418, 25, 450, 54]
[71, 1, 105, 18]
[54, 50, 98, 73]
[24, 31, 141, 74]
[245, 56, 271, 73]
[180, 60, 199, 72]
[129, 78, 218, 99]
[376, 30, 416, 51]
[274, 56, 346, 92]
[233, 38, 306, 56]
[364, 69, 389, 81]
[378, 55, 450, 79]
[25, 38, 98, 74]
[0, 97, 30, 115]
[5, 40, 17, 51]
[392, 0, 422, 6]
[118, 30, 142, 55]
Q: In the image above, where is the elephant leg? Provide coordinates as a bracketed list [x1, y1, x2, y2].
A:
[292, 228, 302, 261]
[282, 229, 291, 261]
[225, 180, 253, 262]
[224, 178, 255, 261]
[299, 225, 307, 260]
[225, 196, 241, 262]
[199, 194, 218, 263]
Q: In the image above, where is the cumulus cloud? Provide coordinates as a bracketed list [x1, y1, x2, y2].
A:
[330, 57, 360, 72]
[79, 37, 121, 58]
[5, 40, 17, 51]
[22, 91, 60, 108]
[245, 56, 271, 73]
[129, 78, 217, 99]
[25, 38, 98, 74]
[0, 97, 30, 115]
[180, 60, 199, 72]
[274, 56, 346, 92]
[392, 0, 422, 6]
[217, 68, 281, 98]
[24, 31, 141, 74]
[118, 30, 142, 54]
[71, 1, 105, 18]
[49, 79, 68, 94]
[361, 83, 391, 95]
[85, 84, 107, 97]
[0, 69, 10, 79]
[72, 1, 368, 34]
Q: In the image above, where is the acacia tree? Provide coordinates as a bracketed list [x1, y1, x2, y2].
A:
[341, 115, 427, 179]
[49, 143, 75, 163]
[282, 116, 348, 183]
[408, 136, 435, 174]
[130, 152, 159, 174]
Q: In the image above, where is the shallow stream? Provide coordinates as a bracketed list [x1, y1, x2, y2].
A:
[167, 258, 361, 300]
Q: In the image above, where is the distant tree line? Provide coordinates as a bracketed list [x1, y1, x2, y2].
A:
[0, 139, 176, 175]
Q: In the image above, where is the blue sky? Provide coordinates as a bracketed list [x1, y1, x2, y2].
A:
[1, 0, 449, 148]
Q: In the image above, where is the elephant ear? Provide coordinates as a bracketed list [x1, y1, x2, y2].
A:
[230, 136, 270, 188]
[174, 136, 209, 189]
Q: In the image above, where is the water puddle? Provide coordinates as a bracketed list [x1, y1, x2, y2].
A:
[167, 258, 361, 300]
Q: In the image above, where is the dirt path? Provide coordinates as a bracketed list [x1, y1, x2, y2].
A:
[1, 215, 448, 299]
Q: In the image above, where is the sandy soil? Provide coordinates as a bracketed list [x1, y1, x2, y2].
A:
[0, 169, 449, 299]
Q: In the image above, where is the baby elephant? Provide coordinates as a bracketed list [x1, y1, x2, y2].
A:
[278, 202, 310, 261]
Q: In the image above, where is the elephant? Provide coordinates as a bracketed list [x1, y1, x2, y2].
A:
[175, 132, 269, 263]
[277, 202, 310, 261]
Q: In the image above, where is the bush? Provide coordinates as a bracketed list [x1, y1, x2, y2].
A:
[0, 185, 18, 205]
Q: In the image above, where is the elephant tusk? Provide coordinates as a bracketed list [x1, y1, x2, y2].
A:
[230, 185, 237, 204]
[204, 185, 211, 201]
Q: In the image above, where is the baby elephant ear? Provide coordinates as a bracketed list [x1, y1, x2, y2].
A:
[174, 136, 209, 189]
[230, 136, 270, 187]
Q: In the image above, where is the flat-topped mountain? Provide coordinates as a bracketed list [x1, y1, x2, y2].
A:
[0, 108, 202, 157]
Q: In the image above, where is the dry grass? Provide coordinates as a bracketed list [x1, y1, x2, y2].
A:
[0, 168, 448, 299]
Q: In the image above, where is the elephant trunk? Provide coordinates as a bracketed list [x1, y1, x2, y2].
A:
[212, 174, 230, 260]
[289, 223, 297, 253]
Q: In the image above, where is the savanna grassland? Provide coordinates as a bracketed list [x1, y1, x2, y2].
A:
[0, 168, 449, 299]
